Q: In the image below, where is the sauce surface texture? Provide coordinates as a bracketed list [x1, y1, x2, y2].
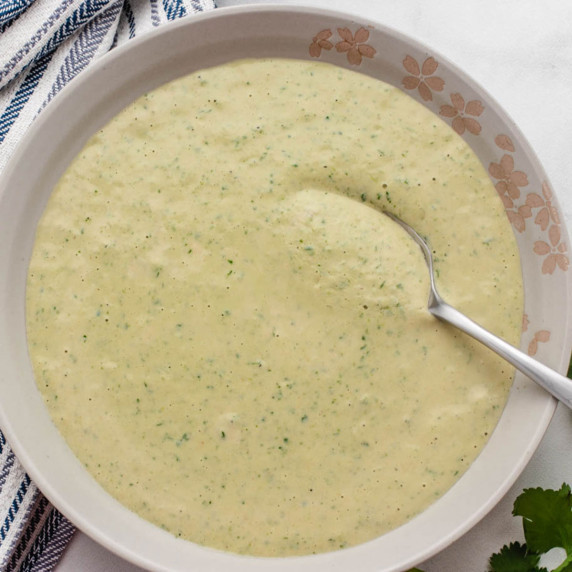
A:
[26, 59, 523, 556]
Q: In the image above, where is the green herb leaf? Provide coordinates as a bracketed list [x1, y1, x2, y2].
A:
[513, 484, 572, 555]
[489, 542, 546, 572]
[405, 483, 572, 572]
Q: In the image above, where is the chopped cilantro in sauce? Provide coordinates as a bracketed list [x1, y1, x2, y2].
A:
[26, 59, 522, 556]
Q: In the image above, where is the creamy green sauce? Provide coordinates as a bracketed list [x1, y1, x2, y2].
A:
[26, 59, 523, 556]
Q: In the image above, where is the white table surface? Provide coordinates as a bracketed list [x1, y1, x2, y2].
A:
[55, 1, 572, 570]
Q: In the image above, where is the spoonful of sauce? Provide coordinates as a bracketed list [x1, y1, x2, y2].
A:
[385, 211, 572, 409]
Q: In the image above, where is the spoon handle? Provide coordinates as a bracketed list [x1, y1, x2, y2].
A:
[430, 299, 572, 409]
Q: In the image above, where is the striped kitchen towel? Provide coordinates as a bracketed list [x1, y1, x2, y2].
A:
[0, 1, 215, 570]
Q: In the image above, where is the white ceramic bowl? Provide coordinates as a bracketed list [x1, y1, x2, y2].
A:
[1, 5, 571, 572]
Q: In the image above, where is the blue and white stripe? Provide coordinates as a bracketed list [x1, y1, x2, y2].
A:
[0, 0, 216, 569]
[0, 0, 37, 31]
[40, 0, 123, 109]
[0, 51, 53, 145]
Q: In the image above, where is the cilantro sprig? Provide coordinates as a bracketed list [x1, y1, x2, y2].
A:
[410, 483, 572, 572]
[489, 483, 572, 572]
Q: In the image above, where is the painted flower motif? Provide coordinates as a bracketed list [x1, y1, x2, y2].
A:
[523, 315, 551, 356]
[495, 134, 515, 152]
[335, 27, 376, 65]
[439, 93, 484, 135]
[309, 29, 334, 58]
[488, 155, 531, 232]
[525, 182, 560, 231]
[402, 56, 445, 101]
[533, 224, 569, 274]
[488, 154, 529, 200]
[528, 329, 550, 357]
[503, 202, 532, 233]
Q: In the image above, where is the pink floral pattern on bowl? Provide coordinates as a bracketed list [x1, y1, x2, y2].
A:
[401, 56, 445, 101]
[523, 314, 551, 356]
[439, 93, 484, 135]
[335, 27, 376, 65]
[489, 154, 530, 232]
[308, 21, 572, 361]
[309, 27, 376, 65]
[309, 30, 334, 58]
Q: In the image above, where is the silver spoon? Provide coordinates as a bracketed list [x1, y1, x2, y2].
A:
[385, 211, 572, 409]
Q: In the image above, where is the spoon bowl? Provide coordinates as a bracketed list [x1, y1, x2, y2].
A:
[385, 211, 572, 409]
